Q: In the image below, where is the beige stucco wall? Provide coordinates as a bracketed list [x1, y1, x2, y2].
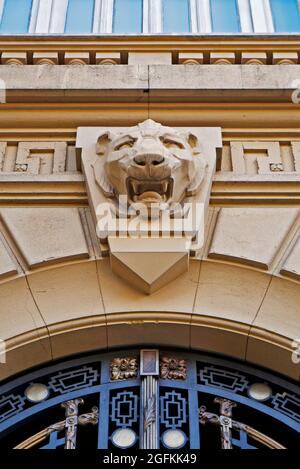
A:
[0, 206, 299, 381]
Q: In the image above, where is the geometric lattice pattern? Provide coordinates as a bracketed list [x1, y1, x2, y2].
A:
[272, 392, 300, 423]
[48, 366, 99, 394]
[110, 391, 139, 428]
[198, 366, 249, 393]
[0, 394, 26, 423]
[160, 390, 187, 429]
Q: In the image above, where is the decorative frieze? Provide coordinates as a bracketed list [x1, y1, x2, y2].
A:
[0, 48, 298, 67]
[222, 140, 300, 175]
[0, 142, 77, 175]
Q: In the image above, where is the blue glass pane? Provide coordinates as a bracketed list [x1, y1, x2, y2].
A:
[0, 0, 32, 33]
[65, 0, 95, 34]
[163, 0, 190, 33]
[113, 0, 143, 33]
[271, 0, 300, 32]
[211, 0, 240, 33]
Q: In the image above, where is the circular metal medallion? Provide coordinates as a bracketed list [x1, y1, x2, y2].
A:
[111, 428, 137, 449]
[24, 383, 50, 403]
[248, 383, 272, 401]
[162, 429, 187, 449]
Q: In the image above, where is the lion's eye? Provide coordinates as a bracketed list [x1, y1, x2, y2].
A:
[160, 138, 184, 149]
[114, 140, 135, 151]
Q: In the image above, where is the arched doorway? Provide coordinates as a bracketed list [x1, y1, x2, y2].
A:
[0, 350, 299, 449]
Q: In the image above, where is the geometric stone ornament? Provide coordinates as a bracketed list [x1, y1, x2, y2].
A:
[15, 142, 67, 175]
[231, 141, 283, 175]
[77, 120, 222, 294]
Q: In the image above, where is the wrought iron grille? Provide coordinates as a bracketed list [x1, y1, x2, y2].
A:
[0, 351, 299, 449]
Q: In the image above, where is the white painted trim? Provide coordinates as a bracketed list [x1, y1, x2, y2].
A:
[190, 0, 198, 32]
[143, 0, 149, 33]
[100, 0, 113, 33]
[50, 0, 68, 33]
[150, 0, 162, 33]
[93, 0, 102, 33]
[0, 0, 5, 23]
[238, 0, 253, 32]
[263, 0, 275, 32]
[250, 0, 269, 32]
[35, 0, 53, 33]
[196, 0, 212, 33]
[29, 0, 40, 32]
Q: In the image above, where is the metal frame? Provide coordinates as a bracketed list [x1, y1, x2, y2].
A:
[0, 350, 299, 449]
[1, 0, 298, 34]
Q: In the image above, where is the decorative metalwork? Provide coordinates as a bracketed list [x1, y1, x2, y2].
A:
[110, 358, 138, 381]
[199, 398, 285, 450]
[160, 357, 187, 380]
[111, 391, 139, 428]
[144, 395, 156, 431]
[271, 392, 300, 423]
[48, 366, 99, 394]
[160, 390, 187, 429]
[0, 394, 26, 423]
[62, 399, 83, 449]
[0, 351, 299, 450]
[15, 402, 98, 449]
[199, 365, 248, 392]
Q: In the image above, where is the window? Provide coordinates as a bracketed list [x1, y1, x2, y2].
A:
[210, 0, 241, 33]
[163, 0, 190, 33]
[270, 0, 300, 32]
[0, 0, 32, 33]
[113, 0, 143, 33]
[65, 0, 95, 34]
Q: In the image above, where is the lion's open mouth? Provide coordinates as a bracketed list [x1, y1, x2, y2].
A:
[127, 178, 173, 203]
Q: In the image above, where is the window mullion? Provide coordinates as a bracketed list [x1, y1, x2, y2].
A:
[35, 0, 54, 33]
[93, 0, 102, 33]
[100, 0, 113, 33]
[0, 0, 5, 23]
[143, 0, 149, 33]
[49, 0, 68, 33]
[196, 0, 212, 33]
[149, 0, 162, 33]
[237, 0, 253, 32]
[190, 0, 198, 32]
[250, 0, 273, 32]
[263, 0, 275, 32]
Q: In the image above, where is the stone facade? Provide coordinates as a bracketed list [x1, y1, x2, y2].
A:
[0, 35, 299, 385]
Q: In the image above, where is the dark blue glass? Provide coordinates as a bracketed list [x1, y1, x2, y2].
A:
[0, 0, 32, 33]
[211, 0, 241, 33]
[270, 0, 300, 32]
[113, 0, 143, 33]
[65, 0, 95, 34]
[163, 0, 190, 33]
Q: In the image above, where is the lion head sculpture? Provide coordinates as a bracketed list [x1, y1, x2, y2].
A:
[93, 119, 207, 211]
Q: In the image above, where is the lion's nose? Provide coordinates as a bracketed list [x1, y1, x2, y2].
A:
[133, 154, 165, 167]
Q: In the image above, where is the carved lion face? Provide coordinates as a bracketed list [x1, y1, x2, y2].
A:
[94, 119, 206, 209]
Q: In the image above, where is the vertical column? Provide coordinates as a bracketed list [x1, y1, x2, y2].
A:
[140, 349, 160, 449]
[190, 0, 198, 32]
[35, 0, 53, 33]
[93, 0, 102, 33]
[0, 0, 5, 23]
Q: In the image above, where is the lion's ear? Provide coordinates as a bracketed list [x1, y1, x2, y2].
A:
[96, 132, 112, 156]
[187, 133, 198, 149]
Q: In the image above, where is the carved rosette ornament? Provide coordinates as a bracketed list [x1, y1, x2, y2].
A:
[110, 358, 138, 381]
[160, 357, 187, 380]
